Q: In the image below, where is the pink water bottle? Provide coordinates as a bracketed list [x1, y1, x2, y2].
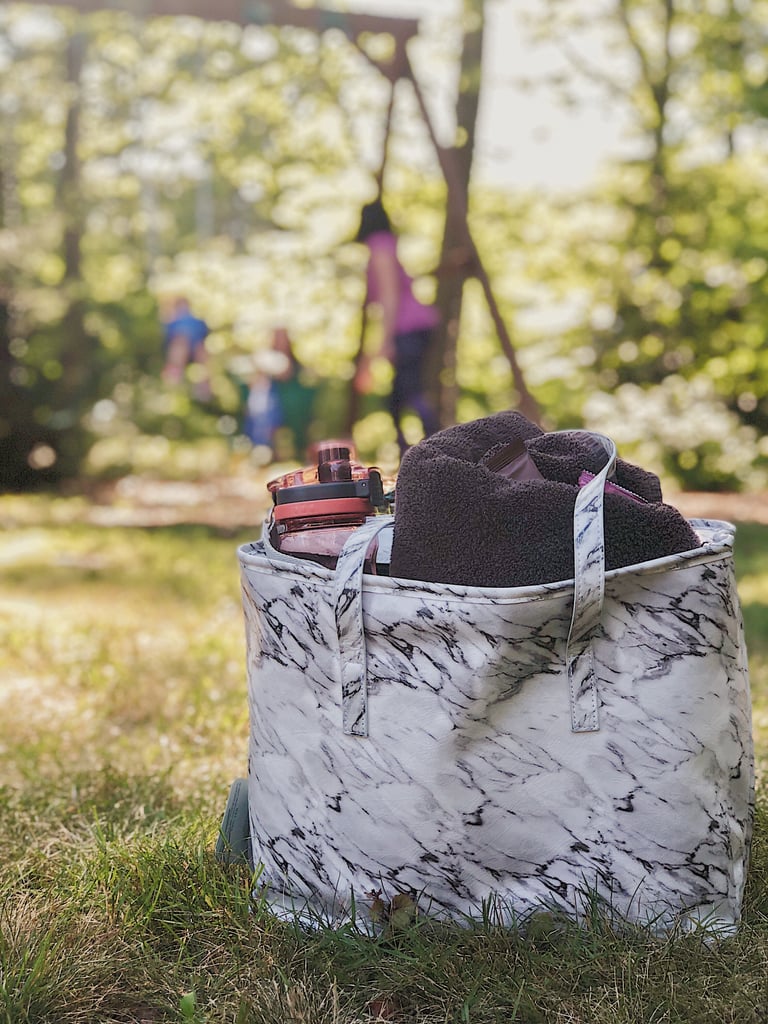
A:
[267, 441, 387, 570]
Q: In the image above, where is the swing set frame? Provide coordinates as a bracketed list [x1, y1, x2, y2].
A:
[1, 0, 539, 425]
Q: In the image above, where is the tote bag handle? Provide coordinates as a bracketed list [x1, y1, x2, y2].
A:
[259, 512, 395, 738]
[333, 431, 617, 737]
[567, 432, 616, 732]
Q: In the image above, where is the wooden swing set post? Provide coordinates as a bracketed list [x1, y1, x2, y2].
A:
[401, 54, 541, 427]
[0, 0, 420, 42]
[351, 37, 541, 428]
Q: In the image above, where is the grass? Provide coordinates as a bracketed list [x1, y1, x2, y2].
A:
[1, 499, 768, 1023]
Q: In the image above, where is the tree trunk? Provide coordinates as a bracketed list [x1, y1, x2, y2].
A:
[58, 32, 90, 403]
[0, 28, 102, 488]
[425, 0, 484, 429]
[54, 31, 102, 478]
[421, 0, 540, 428]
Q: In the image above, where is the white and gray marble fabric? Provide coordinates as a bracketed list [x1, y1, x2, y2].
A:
[238, 434, 753, 934]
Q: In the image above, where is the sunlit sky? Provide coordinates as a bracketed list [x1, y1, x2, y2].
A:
[341, 0, 631, 192]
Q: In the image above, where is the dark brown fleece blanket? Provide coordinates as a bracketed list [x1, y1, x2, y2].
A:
[389, 412, 701, 588]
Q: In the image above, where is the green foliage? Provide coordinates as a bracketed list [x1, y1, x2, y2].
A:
[499, 0, 768, 490]
[1, 1, 768, 489]
[518, 159, 768, 490]
[0, 6, 388, 486]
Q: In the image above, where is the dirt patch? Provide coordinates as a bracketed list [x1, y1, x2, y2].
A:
[667, 491, 768, 526]
[84, 472, 273, 531]
[79, 474, 768, 530]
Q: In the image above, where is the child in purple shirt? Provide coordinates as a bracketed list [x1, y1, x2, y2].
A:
[355, 199, 440, 455]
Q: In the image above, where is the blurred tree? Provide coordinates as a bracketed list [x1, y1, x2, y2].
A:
[0, 14, 89, 486]
[518, 0, 768, 488]
[1, 0, 766, 490]
[407, 0, 539, 428]
[0, 0, 537, 486]
[420, 0, 484, 428]
[0, 7, 372, 486]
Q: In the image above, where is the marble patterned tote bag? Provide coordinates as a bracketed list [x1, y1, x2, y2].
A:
[237, 433, 753, 934]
